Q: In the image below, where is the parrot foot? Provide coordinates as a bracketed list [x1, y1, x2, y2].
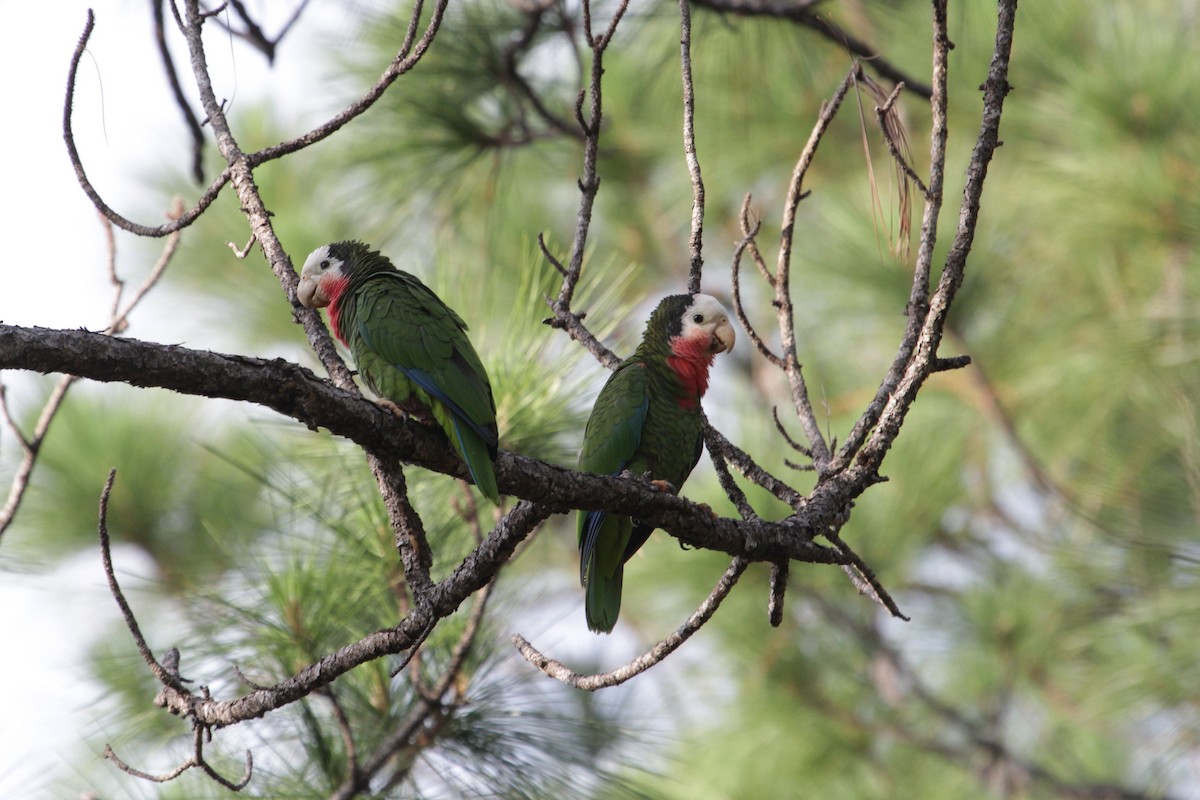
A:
[376, 398, 406, 416]
[376, 397, 435, 425]
[674, 504, 715, 552]
[648, 478, 677, 494]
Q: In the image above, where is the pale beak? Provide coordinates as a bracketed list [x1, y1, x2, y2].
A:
[296, 274, 329, 309]
[712, 319, 736, 354]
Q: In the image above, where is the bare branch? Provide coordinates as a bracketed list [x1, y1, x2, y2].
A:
[247, 0, 449, 166]
[837, 0, 1017, 477]
[0, 375, 76, 541]
[63, 11, 231, 237]
[825, 529, 908, 620]
[689, 0, 932, 98]
[151, 0, 206, 183]
[679, 0, 705, 293]
[730, 197, 784, 367]
[833, 0, 953, 470]
[774, 64, 860, 473]
[513, 556, 750, 689]
[97, 469, 187, 691]
[367, 452, 435, 599]
[104, 725, 253, 791]
[703, 416, 804, 510]
[544, 0, 630, 368]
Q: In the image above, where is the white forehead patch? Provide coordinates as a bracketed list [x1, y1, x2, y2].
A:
[300, 245, 339, 278]
[682, 294, 730, 327]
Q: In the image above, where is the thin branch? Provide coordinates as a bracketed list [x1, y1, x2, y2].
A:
[97, 469, 190, 696]
[502, 7, 583, 139]
[107, 199, 184, 333]
[730, 197, 784, 367]
[63, 11, 231, 237]
[824, 529, 908, 620]
[707, 428, 791, 627]
[367, 452, 434, 599]
[151, 0, 206, 183]
[705, 422, 758, 521]
[215, 0, 316, 64]
[320, 686, 360, 789]
[771, 406, 813, 460]
[838, 0, 1017, 477]
[679, 0, 705, 293]
[247, 0, 449, 166]
[513, 556, 750, 689]
[0, 376, 76, 541]
[833, 0, 953, 470]
[544, 0, 630, 368]
[104, 724, 253, 791]
[689, 0, 932, 98]
[774, 64, 860, 474]
[703, 417, 804, 510]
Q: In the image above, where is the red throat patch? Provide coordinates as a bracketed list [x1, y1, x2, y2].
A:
[323, 274, 352, 344]
[667, 333, 717, 408]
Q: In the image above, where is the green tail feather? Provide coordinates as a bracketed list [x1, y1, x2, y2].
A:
[580, 510, 632, 633]
[448, 415, 500, 504]
[584, 557, 623, 634]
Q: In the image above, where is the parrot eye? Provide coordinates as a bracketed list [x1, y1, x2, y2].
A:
[691, 313, 704, 324]
[320, 260, 331, 270]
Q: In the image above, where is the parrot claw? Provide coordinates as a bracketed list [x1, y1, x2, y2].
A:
[648, 478, 677, 494]
[376, 398, 407, 417]
[376, 397, 435, 425]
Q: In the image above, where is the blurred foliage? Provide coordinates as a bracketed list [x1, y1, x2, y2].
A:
[3, 0, 1197, 797]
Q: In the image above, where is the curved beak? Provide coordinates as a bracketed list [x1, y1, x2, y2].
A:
[296, 274, 329, 309]
[712, 318, 736, 354]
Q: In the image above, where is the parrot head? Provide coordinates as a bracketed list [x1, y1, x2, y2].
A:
[670, 293, 736, 356]
[656, 293, 736, 404]
[297, 242, 359, 310]
[297, 241, 386, 343]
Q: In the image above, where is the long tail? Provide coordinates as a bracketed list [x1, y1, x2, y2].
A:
[579, 510, 627, 633]
[449, 415, 500, 504]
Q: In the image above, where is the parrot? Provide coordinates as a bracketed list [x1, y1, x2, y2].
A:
[296, 240, 500, 504]
[576, 293, 736, 633]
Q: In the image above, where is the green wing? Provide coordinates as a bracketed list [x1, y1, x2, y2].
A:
[353, 272, 500, 501]
[577, 361, 648, 477]
[576, 361, 648, 632]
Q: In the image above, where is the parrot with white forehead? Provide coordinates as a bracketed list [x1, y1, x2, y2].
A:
[577, 293, 736, 633]
[296, 240, 500, 504]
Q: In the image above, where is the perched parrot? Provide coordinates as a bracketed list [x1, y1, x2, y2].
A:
[296, 240, 500, 504]
[577, 293, 736, 633]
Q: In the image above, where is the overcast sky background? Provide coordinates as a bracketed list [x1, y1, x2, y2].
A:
[0, 2, 344, 795]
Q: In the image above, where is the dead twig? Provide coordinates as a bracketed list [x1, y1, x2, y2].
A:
[513, 557, 750, 690]
[104, 723, 253, 791]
